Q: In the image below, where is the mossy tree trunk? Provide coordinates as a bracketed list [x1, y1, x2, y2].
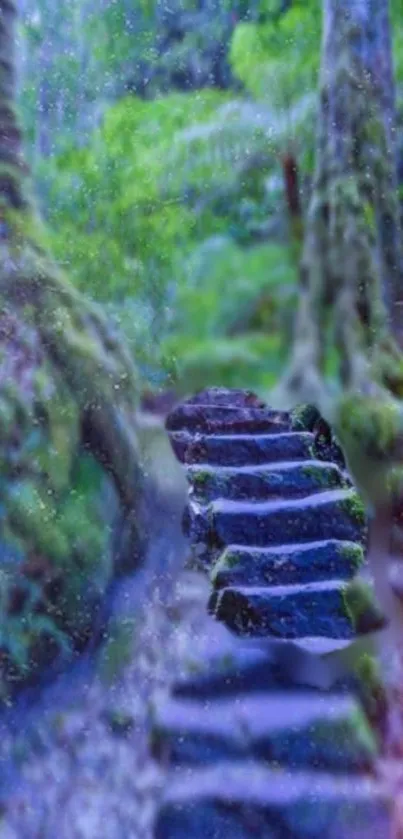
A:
[275, 0, 403, 775]
[0, 0, 146, 687]
[323, 0, 403, 338]
[280, 0, 403, 405]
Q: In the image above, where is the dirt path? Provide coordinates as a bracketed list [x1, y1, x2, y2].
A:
[0, 414, 200, 839]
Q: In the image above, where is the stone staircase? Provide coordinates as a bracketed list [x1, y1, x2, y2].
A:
[152, 387, 392, 837]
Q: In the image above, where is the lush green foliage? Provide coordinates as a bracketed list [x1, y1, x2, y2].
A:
[24, 0, 402, 396]
[36, 86, 297, 390]
[230, 1, 320, 106]
[29, 0, 316, 391]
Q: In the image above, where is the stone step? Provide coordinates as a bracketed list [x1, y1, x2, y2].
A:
[170, 431, 316, 467]
[154, 763, 390, 838]
[152, 691, 377, 773]
[172, 634, 361, 700]
[166, 404, 291, 435]
[187, 461, 347, 504]
[209, 580, 383, 639]
[183, 387, 267, 408]
[211, 540, 364, 589]
[203, 489, 366, 549]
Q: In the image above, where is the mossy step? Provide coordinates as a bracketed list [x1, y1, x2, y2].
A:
[169, 431, 316, 467]
[189, 489, 366, 551]
[166, 404, 291, 435]
[187, 461, 347, 504]
[211, 540, 364, 590]
[155, 763, 390, 838]
[184, 387, 267, 408]
[209, 580, 383, 640]
[172, 638, 357, 701]
[152, 691, 376, 773]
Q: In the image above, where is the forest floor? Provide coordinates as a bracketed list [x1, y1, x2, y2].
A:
[0, 414, 203, 839]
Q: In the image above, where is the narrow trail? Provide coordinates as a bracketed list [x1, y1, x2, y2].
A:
[0, 415, 194, 838]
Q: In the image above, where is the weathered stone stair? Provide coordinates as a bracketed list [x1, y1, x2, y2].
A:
[152, 387, 391, 837]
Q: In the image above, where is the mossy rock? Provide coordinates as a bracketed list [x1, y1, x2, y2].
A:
[340, 494, 367, 529]
[290, 403, 321, 431]
[336, 392, 403, 466]
[343, 579, 386, 635]
[0, 304, 141, 695]
[355, 653, 388, 732]
[337, 542, 364, 571]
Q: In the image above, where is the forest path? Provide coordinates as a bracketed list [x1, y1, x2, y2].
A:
[0, 398, 391, 838]
[0, 415, 196, 839]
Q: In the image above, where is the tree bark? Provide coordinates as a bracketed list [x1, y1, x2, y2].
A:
[274, 4, 403, 816]
[0, 0, 30, 209]
[277, 0, 403, 408]
[275, 0, 403, 684]
[0, 0, 146, 686]
[0, 0, 145, 514]
[322, 0, 403, 342]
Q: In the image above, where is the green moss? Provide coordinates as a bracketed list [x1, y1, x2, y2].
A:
[354, 652, 387, 730]
[0, 30, 145, 694]
[301, 463, 337, 488]
[290, 403, 321, 431]
[103, 708, 134, 737]
[3, 448, 115, 643]
[210, 550, 239, 583]
[314, 706, 377, 757]
[337, 542, 364, 570]
[343, 579, 384, 634]
[355, 653, 381, 693]
[192, 469, 211, 487]
[8, 480, 70, 561]
[0, 397, 15, 440]
[348, 706, 378, 754]
[301, 464, 317, 478]
[336, 393, 403, 462]
[340, 493, 366, 527]
[98, 618, 136, 684]
[387, 466, 403, 500]
[4, 206, 51, 251]
[39, 373, 79, 491]
[362, 201, 376, 232]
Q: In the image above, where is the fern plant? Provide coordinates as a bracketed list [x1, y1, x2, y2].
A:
[0, 571, 72, 697]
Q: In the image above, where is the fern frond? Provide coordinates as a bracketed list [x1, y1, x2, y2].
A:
[161, 95, 317, 199]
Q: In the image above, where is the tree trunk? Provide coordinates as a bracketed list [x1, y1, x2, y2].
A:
[0, 0, 146, 689]
[275, 0, 403, 792]
[322, 0, 403, 342]
[277, 0, 403, 410]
